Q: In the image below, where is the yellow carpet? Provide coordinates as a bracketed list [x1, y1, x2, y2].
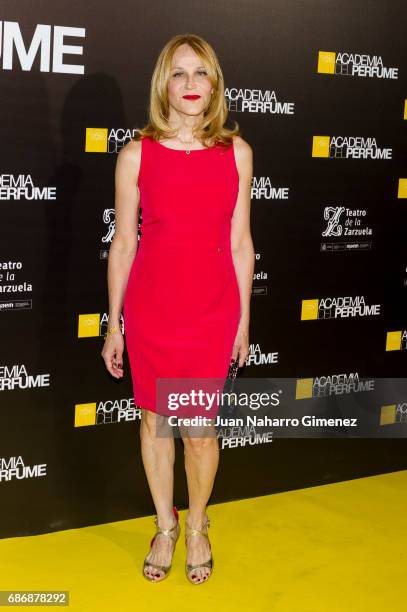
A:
[1, 470, 406, 611]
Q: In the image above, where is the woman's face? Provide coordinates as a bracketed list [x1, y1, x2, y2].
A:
[167, 44, 213, 118]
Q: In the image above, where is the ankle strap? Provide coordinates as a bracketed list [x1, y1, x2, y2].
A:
[185, 516, 210, 539]
[154, 515, 179, 540]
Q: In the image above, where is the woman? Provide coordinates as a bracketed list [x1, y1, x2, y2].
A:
[101, 33, 254, 585]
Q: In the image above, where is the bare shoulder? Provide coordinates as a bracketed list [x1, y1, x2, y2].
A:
[115, 138, 142, 185]
[231, 135, 253, 176]
[118, 138, 142, 164]
[232, 135, 252, 154]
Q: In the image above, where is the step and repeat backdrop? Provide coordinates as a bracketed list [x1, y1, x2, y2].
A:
[1, 1, 406, 537]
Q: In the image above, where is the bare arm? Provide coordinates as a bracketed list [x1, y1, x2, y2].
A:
[230, 136, 255, 366]
[101, 139, 141, 378]
[107, 140, 141, 326]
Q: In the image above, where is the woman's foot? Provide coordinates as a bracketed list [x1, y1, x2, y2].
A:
[143, 509, 180, 582]
[185, 511, 213, 584]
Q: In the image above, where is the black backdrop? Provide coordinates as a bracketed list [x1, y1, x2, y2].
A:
[1, 1, 406, 538]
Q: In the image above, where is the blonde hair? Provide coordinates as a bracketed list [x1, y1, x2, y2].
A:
[132, 33, 240, 148]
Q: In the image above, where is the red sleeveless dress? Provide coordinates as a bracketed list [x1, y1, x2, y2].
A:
[123, 136, 241, 417]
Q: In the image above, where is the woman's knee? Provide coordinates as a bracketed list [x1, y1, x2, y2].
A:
[182, 433, 218, 453]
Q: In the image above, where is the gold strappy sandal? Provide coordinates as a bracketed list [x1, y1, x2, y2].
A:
[185, 513, 213, 584]
[143, 506, 180, 582]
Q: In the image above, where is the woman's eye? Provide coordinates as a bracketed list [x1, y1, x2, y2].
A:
[172, 70, 207, 77]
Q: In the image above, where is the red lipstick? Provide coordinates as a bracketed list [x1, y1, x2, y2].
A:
[182, 95, 201, 100]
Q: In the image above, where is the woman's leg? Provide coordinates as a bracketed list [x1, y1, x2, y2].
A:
[181, 422, 219, 583]
[140, 408, 177, 581]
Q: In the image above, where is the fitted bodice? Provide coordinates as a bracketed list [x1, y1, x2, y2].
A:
[136, 136, 239, 250]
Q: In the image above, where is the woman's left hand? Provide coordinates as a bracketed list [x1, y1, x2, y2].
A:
[231, 324, 249, 368]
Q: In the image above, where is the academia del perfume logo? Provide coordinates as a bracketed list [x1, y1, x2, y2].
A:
[85, 127, 138, 153]
[296, 372, 375, 399]
[301, 295, 381, 320]
[312, 135, 392, 159]
[74, 397, 138, 427]
[317, 50, 398, 80]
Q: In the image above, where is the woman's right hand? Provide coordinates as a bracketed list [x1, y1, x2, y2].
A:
[101, 330, 125, 379]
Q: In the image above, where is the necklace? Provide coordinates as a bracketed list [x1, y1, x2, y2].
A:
[176, 134, 195, 154]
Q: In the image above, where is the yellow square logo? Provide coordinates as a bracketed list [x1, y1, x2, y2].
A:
[85, 128, 108, 152]
[301, 299, 319, 320]
[385, 331, 401, 351]
[397, 178, 407, 198]
[75, 403, 97, 427]
[404, 100, 407, 120]
[312, 136, 330, 157]
[296, 378, 313, 399]
[380, 404, 396, 425]
[78, 313, 100, 337]
[318, 51, 336, 74]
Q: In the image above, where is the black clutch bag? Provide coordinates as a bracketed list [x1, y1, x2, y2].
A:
[218, 359, 239, 419]
[228, 358, 239, 380]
